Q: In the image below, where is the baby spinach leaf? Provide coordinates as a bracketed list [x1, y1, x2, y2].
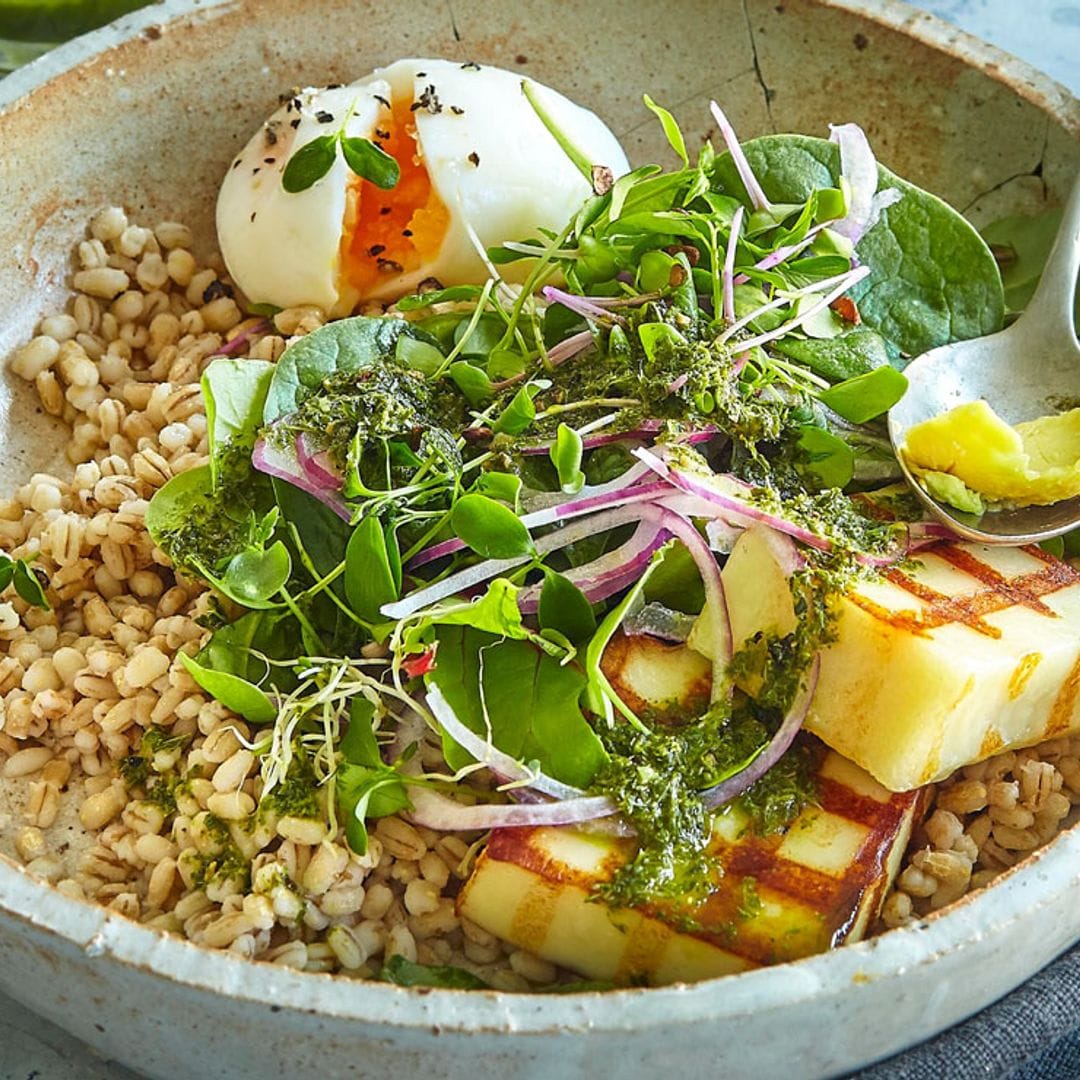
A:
[264, 316, 441, 421]
[380, 955, 490, 990]
[340, 136, 400, 190]
[281, 134, 338, 193]
[273, 477, 352, 583]
[795, 425, 855, 489]
[179, 652, 276, 724]
[550, 423, 585, 495]
[538, 569, 596, 643]
[713, 134, 1004, 357]
[451, 494, 534, 559]
[818, 366, 908, 424]
[345, 515, 401, 622]
[981, 207, 1064, 313]
[427, 626, 607, 788]
[202, 358, 275, 486]
[146, 465, 215, 549]
[771, 326, 894, 383]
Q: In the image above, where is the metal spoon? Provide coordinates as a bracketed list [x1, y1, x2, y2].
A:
[887, 175, 1080, 545]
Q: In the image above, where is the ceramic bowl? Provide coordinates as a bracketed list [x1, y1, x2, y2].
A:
[0, 2, 1078, 1077]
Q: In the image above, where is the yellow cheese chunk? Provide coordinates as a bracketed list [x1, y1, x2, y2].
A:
[719, 525, 1080, 790]
[457, 750, 923, 986]
[902, 399, 1080, 507]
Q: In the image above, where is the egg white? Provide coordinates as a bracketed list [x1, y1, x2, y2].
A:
[217, 60, 629, 315]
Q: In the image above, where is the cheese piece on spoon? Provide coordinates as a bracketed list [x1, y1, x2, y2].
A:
[901, 399, 1080, 510]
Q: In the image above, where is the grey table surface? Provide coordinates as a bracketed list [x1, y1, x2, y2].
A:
[1, 1, 1079, 1078]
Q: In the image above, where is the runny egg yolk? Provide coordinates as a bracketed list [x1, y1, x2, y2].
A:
[340, 98, 449, 298]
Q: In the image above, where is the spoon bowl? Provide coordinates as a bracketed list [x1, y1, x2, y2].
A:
[888, 176, 1080, 545]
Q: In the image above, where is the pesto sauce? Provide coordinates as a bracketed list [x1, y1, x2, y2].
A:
[156, 440, 266, 573]
[276, 363, 462, 482]
[591, 701, 818, 913]
[260, 747, 322, 820]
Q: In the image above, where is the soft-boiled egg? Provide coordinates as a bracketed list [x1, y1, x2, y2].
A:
[217, 59, 629, 316]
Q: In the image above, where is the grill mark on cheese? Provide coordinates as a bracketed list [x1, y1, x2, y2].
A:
[1008, 653, 1042, 700]
[1047, 653, 1080, 737]
[855, 544, 1079, 639]
[479, 767, 924, 969]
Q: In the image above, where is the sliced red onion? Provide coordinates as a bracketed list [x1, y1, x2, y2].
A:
[541, 285, 628, 326]
[210, 318, 271, 358]
[632, 447, 832, 552]
[405, 786, 619, 830]
[546, 329, 594, 366]
[427, 685, 589, 801]
[295, 434, 342, 488]
[700, 655, 820, 809]
[667, 373, 689, 394]
[722, 204, 745, 324]
[252, 438, 351, 521]
[828, 124, 903, 242]
[732, 225, 828, 285]
[386, 501, 671, 621]
[623, 601, 697, 643]
[516, 519, 669, 612]
[408, 472, 666, 570]
[705, 517, 744, 555]
[518, 420, 718, 456]
[710, 100, 772, 213]
[635, 502, 732, 698]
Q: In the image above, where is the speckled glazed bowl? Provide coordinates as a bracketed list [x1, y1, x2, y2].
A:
[0, 2, 1078, 1077]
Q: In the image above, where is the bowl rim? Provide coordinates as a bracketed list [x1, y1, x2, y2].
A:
[1, 0, 1079, 1040]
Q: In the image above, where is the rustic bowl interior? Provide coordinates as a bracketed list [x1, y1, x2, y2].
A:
[0, 1, 1078, 1078]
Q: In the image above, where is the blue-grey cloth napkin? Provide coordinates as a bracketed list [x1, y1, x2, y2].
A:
[852, 941, 1080, 1078]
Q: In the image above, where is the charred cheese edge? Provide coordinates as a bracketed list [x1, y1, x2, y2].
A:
[711, 526, 1080, 791]
[458, 750, 925, 986]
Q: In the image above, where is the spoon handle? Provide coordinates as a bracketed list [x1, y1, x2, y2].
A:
[1020, 173, 1080, 344]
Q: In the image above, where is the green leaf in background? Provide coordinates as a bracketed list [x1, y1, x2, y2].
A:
[795, 425, 855, 490]
[0, 0, 150, 43]
[712, 134, 1005, 358]
[981, 208, 1065, 313]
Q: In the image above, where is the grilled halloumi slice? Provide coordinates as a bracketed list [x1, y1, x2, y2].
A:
[714, 525, 1080, 791]
[458, 750, 924, 985]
